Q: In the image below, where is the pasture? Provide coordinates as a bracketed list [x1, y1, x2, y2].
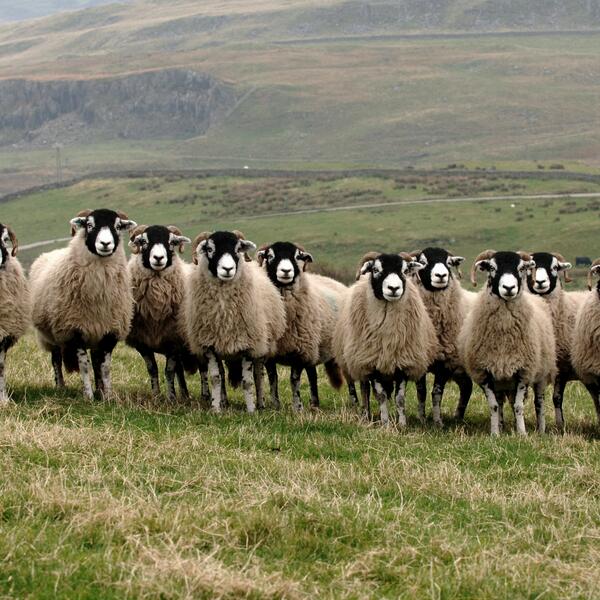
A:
[1, 335, 599, 599]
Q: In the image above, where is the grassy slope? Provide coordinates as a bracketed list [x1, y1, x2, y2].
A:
[7, 173, 600, 285]
[1, 331, 599, 598]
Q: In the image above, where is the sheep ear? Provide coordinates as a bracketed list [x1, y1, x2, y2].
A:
[170, 234, 192, 254]
[256, 247, 269, 266]
[520, 259, 536, 272]
[359, 260, 374, 278]
[128, 235, 144, 254]
[238, 239, 256, 255]
[296, 250, 313, 271]
[447, 255, 465, 267]
[69, 216, 87, 234]
[405, 260, 425, 275]
[117, 218, 137, 232]
[475, 259, 492, 272]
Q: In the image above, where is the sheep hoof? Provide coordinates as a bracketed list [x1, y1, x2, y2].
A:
[433, 419, 443, 428]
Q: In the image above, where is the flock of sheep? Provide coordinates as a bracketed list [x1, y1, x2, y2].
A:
[1, 207, 600, 436]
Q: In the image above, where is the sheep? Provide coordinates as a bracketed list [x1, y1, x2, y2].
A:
[181, 230, 286, 413]
[458, 250, 556, 435]
[332, 252, 438, 426]
[127, 224, 212, 402]
[30, 208, 136, 399]
[571, 258, 600, 426]
[407, 247, 477, 426]
[0, 224, 30, 405]
[525, 251, 587, 431]
[256, 241, 353, 410]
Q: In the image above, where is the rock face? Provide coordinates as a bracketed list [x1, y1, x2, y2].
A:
[0, 69, 237, 147]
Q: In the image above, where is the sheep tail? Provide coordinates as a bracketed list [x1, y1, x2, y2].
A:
[324, 359, 344, 390]
[227, 358, 243, 389]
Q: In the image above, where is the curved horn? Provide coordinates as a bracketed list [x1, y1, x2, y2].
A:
[116, 210, 130, 220]
[191, 231, 212, 265]
[356, 251, 380, 280]
[552, 251, 573, 283]
[470, 249, 496, 287]
[587, 258, 600, 290]
[5, 225, 18, 257]
[127, 224, 149, 254]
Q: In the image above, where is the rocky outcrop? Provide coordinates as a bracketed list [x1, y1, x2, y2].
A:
[0, 69, 237, 147]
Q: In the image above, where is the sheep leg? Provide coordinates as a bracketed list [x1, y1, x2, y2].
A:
[91, 349, 104, 394]
[218, 359, 229, 409]
[241, 356, 256, 413]
[432, 371, 450, 427]
[290, 365, 303, 412]
[207, 351, 222, 412]
[416, 375, 427, 422]
[306, 365, 319, 409]
[533, 382, 546, 434]
[373, 378, 390, 426]
[76, 348, 94, 401]
[0, 349, 7, 406]
[265, 359, 280, 409]
[454, 374, 473, 421]
[51, 347, 65, 389]
[139, 348, 160, 396]
[175, 360, 190, 402]
[394, 377, 407, 428]
[96, 334, 117, 398]
[165, 355, 177, 402]
[513, 380, 527, 436]
[482, 380, 500, 436]
[584, 382, 600, 425]
[552, 374, 567, 433]
[347, 379, 359, 406]
[199, 367, 210, 405]
[498, 394, 506, 433]
[253, 358, 265, 410]
[361, 380, 371, 420]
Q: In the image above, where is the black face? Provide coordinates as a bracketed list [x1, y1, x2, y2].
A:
[526, 252, 573, 296]
[198, 231, 256, 281]
[257, 241, 313, 287]
[477, 251, 533, 301]
[70, 208, 136, 257]
[129, 225, 192, 272]
[360, 253, 422, 302]
[0, 223, 11, 268]
[416, 247, 464, 292]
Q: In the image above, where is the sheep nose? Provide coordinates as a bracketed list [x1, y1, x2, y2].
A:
[536, 279, 546, 286]
[435, 273, 447, 280]
[281, 268, 292, 275]
[223, 266, 233, 274]
[387, 285, 400, 295]
[154, 256, 164, 263]
[503, 284, 516, 294]
[100, 240, 111, 248]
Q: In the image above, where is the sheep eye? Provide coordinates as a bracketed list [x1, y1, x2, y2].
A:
[86, 222, 93, 232]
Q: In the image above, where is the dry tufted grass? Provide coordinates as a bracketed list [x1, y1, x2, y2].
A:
[0, 335, 598, 598]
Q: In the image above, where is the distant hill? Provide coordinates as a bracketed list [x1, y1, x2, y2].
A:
[0, 0, 124, 22]
[2, 0, 600, 193]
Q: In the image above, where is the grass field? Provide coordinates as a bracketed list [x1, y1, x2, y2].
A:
[7, 172, 600, 287]
[1, 333, 599, 598]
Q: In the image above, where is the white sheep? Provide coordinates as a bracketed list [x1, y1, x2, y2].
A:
[127, 224, 211, 402]
[459, 250, 556, 435]
[571, 258, 600, 426]
[0, 224, 30, 405]
[30, 208, 136, 399]
[256, 241, 353, 410]
[333, 252, 438, 426]
[408, 246, 476, 426]
[181, 230, 286, 413]
[526, 251, 587, 431]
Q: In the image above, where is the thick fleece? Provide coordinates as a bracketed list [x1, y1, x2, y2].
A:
[459, 290, 556, 386]
[334, 277, 438, 382]
[572, 290, 600, 384]
[183, 259, 285, 359]
[31, 232, 133, 350]
[0, 258, 30, 342]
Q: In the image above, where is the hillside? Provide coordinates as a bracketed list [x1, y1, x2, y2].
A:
[0, 0, 121, 22]
[2, 1, 600, 193]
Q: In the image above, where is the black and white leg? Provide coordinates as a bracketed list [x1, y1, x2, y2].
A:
[96, 334, 118, 398]
[394, 375, 407, 428]
[241, 356, 256, 413]
[290, 364, 303, 412]
[552, 373, 567, 433]
[584, 382, 600, 426]
[373, 375, 391, 426]
[206, 351, 222, 412]
[533, 382, 546, 434]
[265, 359, 280, 409]
[253, 358, 265, 410]
[347, 378, 359, 406]
[0, 345, 7, 405]
[175, 359, 190, 402]
[416, 376, 427, 423]
[138, 347, 160, 396]
[482, 377, 500, 436]
[361, 380, 371, 420]
[165, 354, 177, 402]
[306, 365, 319, 409]
[77, 348, 93, 400]
[498, 393, 506, 432]
[454, 373, 473, 421]
[218, 359, 229, 409]
[51, 346, 65, 388]
[431, 371, 449, 427]
[513, 378, 527, 435]
[199, 365, 210, 404]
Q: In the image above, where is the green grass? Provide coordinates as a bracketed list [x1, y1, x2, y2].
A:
[7, 172, 600, 288]
[1, 334, 599, 598]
